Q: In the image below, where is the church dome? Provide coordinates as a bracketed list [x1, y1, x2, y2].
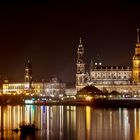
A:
[133, 54, 140, 60]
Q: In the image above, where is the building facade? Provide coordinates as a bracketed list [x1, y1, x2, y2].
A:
[2, 61, 66, 98]
[90, 66, 131, 85]
[76, 30, 140, 94]
[43, 76, 66, 98]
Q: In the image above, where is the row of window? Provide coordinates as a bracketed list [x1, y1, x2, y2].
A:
[91, 72, 131, 76]
[91, 76, 128, 80]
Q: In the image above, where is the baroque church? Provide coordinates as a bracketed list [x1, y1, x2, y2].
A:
[76, 29, 140, 95]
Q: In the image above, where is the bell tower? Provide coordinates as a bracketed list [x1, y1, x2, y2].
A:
[132, 29, 140, 83]
[25, 60, 33, 88]
[76, 37, 85, 91]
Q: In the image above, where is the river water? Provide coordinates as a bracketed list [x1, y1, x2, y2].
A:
[0, 105, 140, 140]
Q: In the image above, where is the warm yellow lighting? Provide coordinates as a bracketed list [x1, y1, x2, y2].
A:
[86, 106, 91, 140]
[86, 96, 93, 101]
[26, 93, 29, 95]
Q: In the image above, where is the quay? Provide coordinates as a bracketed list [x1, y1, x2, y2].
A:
[1, 95, 140, 108]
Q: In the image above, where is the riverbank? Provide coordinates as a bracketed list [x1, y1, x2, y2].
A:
[0, 95, 140, 108]
[40, 99, 140, 108]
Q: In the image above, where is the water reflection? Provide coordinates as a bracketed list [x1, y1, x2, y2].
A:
[0, 105, 140, 140]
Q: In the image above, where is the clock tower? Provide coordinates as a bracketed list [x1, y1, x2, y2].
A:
[132, 29, 140, 83]
[76, 38, 86, 91]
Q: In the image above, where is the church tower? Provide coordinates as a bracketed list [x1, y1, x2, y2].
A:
[76, 38, 86, 91]
[25, 60, 33, 88]
[132, 29, 140, 83]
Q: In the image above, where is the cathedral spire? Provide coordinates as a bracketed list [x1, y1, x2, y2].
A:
[132, 29, 140, 83]
[25, 60, 33, 88]
[27, 59, 30, 63]
[76, 37, 85, 91]
[80, 37, 82, 44]
[137, 29, 139, 44]
[90, 59, 93, 71]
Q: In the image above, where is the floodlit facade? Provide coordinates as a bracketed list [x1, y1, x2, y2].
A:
[76, 29, 140, 95]
[90, 66, 132, 85]
[2, 61, 66, 97]
[3, 82, 42, 95]
[43, 77, 66, 98]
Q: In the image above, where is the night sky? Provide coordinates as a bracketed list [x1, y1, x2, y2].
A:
[0, 3, 140, 83]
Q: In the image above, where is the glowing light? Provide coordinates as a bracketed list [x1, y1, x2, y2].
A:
[25, 100, 34, 104]
[42, 98, 46, 101]
[50, 94, 54, 97]
[59, 94, 63, 97]
[26, 93, 30, 95]
[86, 106, 91, 140]
[86, 96, 93, 101]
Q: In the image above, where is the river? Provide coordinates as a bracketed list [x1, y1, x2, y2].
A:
[0, 105, 140, 140]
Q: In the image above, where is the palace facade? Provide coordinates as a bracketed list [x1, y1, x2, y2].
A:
[76, 29, 140, 95]
[2, 60, 66, 97]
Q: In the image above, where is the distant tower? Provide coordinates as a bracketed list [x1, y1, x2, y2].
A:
[132, 29, 140, 83]
[90, 59, 93, 71]
[76, 37, 86, 91]
[25, 60, 33, 88]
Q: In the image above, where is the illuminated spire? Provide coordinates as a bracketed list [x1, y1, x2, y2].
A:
[137, 29, 139, 44]
[90, 59, 93, 71]
[80, 37, 82, 44]
[25, 60, 33, 85]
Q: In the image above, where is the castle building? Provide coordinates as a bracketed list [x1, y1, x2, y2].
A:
[76, 30, 140, 95]
[2, 61, 66, 97]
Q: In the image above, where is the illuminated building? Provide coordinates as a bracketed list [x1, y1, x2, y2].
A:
[76, 37, 86, 92]
[24, 60, 33, 89]
[76, 30, 140, 94]
[132, 29, 140, 83]
[2, 61, 65, 97]
[43, 76, 66, 98]
[90, 66, 131, 85]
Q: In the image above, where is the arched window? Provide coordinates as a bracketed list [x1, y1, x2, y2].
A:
[79, 77, 82, 84]
[124, 76, 127, 79]
[113, 76, 116, 79]
[103, 76, 105, 79]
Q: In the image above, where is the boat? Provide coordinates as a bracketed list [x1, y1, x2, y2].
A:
[20, 123, 38, 134]
[12, 123, 38, 135]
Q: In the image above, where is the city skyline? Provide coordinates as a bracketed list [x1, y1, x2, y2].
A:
[0, 3, 140, 83]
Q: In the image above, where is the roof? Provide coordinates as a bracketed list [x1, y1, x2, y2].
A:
[77, 85, 103, 96]
[110, 90, 121, 95]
